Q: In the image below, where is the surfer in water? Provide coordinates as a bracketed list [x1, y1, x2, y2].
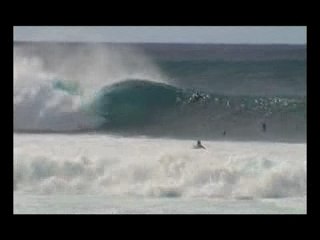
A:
[189, 92, 204, 103]
[193, 140, 206, 149]
[194, 92, 202, 101]
[262, 122, 267, 132]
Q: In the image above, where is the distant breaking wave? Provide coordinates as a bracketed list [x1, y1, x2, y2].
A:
[14, 78, 306, 141]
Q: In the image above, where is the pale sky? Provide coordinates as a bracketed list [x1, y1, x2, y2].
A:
[14, 26, 306, 44]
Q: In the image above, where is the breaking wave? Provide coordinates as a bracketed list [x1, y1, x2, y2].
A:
[14, 43, 306, 141]
[14, 78, 306, 141]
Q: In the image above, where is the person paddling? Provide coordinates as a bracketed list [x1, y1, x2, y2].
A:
[193, 140, 206, 149]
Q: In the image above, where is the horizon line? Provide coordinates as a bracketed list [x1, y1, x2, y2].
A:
[13, 40, 307, 45]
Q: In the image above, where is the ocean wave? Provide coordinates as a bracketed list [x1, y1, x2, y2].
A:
[14, 78, 306, 141]
[13, 43, 306, 141]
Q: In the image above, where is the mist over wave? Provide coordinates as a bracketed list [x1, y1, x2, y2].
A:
[14, 43, 166, 132]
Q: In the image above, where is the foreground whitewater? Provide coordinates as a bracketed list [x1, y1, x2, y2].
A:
[14, 133, 306, 214]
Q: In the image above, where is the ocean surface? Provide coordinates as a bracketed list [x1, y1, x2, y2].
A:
[14, 42, 306, 214]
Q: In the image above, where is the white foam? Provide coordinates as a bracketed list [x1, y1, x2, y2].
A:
[14, 134, 306, 199]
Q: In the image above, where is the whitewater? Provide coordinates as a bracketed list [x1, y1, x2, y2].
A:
[14, 42, 306, 214]
[14, 134, 306, 214]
